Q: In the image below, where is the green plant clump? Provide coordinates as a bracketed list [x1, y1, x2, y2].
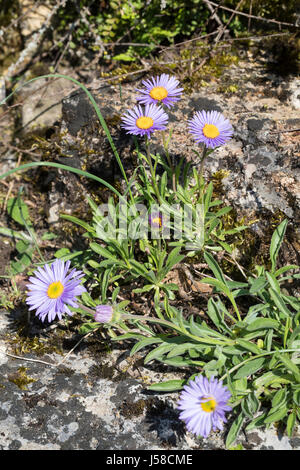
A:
[1, 71, 299, 447]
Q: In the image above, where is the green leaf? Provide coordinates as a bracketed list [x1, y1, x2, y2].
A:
[189, 316, 228, 340]
[274, 265, 299, 277]
[207, 298, 234, 333]
[41, 232, 57, 241]
[90, 242, 119, 262]
[286, 411, 296, 437]
[144, 343, 176, 364]
[264, 406, 288, 424]
[147, 379, 186, 392]
[200, 277, 230, 296]
[213, 206, 233, 219]
[7, 197, 31, 227]
[130, 337, 164, 356]
[15, 239, 31, 254]
[226, 413, 244, 448]
[241, 397, 254, 419]
[159, 171, 168, 197]
[223, 225, 248, 235]
[0, 227, 31, 241]
[111, 332, 147, 341]
[202, 277, 240, 321]
[78, 322, 100, 334]
[203, 182, 213, 213]
[272, 388, 287, 408]
[133, 284, 155, 294]
[206, 297, 223, 331]
[167, 342, 199, 358]
[266, 271, 281, 294]
[244, 318, 279, 332]
[129, 259, 153, 278]
[245, 411, 268, 430]
[270, 219, 288, 272]
[163, 283, 179, 291]
[60, 214, 94, 233]
[165, 246, 185, 272]
[87, 259, 101, 269]
[247, 391, 260, 415]
[217, 241, 233, 254]
[293, 388, 300, 406]
[158, 356, 197, 367]
[288, 326, 300, 348]
[235, 339, 264, 355]
[234, 357, 266, 380]
[55, 247, 70, 258]
[10, 252, 33, 274]
[265, 329, 273, 352]
[188, 347, 200, 358]
[276, 353, 300, 383]
[268, 287, 293, 318]
[204, 251, 227, 285]
[254, 370, 294, 389]
[249, 276, 267, 294]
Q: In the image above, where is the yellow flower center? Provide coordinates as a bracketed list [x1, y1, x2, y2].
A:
[136, 116, 154, 129]
[47, 281, 64, 299]
[201, 397, 217, 413]
[152, 217, 162, 227]
[150, 86, 168, 101]
[203, 124, 220, 139]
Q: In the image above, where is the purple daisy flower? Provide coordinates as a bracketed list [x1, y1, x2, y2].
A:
[26, 259, 86, 323]
[94, 305, 113, 323]
[136, 74, 183, 108]
[178, 375, 232, 438]
[188, 110, 233, 149]
[149, 211, 163, 229]
[121, 103, 168, 138]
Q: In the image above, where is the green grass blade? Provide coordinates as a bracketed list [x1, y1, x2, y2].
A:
[0, 161, 124, 201]
[1, 73, 132, 201]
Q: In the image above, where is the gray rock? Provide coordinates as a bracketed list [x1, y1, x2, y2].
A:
[0, 310, 299, 450]
[19, 77, 74, 133]
[61, 84, 118, 136]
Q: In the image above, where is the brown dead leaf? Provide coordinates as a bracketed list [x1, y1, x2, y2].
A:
[13, 274, 28, 292]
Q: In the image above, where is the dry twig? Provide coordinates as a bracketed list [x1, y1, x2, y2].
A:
[3, 351, 56, 368]
[205, 1, 299, 28]
[214, 0, 246, 43]
[270, 129, 300, 134]
[3, 0, 69, 82]
[202, 0, 224, 28]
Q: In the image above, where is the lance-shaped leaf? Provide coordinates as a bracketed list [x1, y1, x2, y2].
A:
[270, 219, 288, 272]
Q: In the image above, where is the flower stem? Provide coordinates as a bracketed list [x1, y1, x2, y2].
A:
[145, 137, 162, 204]
[161, 130, 176, 192]
[198, 145, 208, 196]
[121, 313, 234, 346]
[77, 303, 96, 315]
[220, 348, 300, 382]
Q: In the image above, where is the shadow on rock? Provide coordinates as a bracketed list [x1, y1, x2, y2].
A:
[144, 397, 186, 447]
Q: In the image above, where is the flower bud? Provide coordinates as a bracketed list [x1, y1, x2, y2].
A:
[94, 305, 113, 323]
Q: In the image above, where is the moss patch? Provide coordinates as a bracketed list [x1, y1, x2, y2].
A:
[8, 366, 36, 390]
[119, 398, 147, 418]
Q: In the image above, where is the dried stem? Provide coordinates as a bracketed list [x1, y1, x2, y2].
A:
[205, 1, 298, 28]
